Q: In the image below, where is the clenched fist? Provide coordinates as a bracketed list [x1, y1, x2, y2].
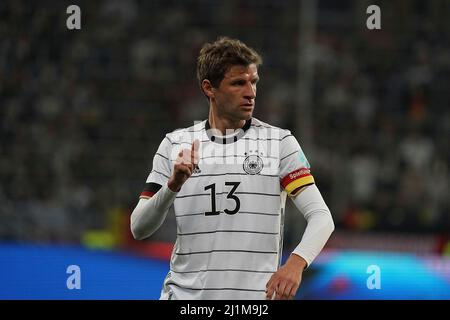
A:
[168, 139, 199, 192]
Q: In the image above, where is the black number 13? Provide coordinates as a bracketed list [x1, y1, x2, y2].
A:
[204, 182, 241, 216]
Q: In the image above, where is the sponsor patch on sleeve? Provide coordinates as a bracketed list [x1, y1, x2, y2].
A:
[281, 168, 315, 195]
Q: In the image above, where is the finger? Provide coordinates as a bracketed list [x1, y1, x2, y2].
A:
[273, 281, 283, 300]
[176, 151, 183, 164]
[271, 282, 282, 300]
[266, 286, 275, 300]
[181, 149, 191, 163]
[177, 159, 192, 172]
[191, 139, 199, 165]
[265, 275, 273, 291]
[176, 163, 192, 177]
[180, 162, 193, 176]
[265, 277, 275, 300]
[281, 283, 294, 300]
[277, 281, 288, 300]
[191, 139, 200, 153]
[287, 283, 299, 300]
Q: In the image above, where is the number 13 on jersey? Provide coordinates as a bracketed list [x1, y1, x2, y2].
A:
[204, 182, 241, 216]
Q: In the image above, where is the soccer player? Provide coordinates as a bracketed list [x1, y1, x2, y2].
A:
[130, 37, 334, 300]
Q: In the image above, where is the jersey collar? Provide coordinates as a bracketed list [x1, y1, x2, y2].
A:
[205, 118, 252, 144]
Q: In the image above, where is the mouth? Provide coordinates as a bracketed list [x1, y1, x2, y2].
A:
[241, 106, 254, 113]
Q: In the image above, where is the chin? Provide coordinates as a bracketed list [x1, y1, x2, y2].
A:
[241, 111, 253, 120]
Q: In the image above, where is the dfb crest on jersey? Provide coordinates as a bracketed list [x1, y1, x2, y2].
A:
[243, 154, 264, 175]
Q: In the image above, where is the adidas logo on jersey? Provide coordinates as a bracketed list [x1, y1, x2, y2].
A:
[192, 165, 201, 174]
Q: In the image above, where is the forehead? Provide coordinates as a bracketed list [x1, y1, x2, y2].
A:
[224, 64, 259, 79]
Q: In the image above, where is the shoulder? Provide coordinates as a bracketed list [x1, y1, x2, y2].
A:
[250, 118, 292, 139]
[164, 120, 206, 144]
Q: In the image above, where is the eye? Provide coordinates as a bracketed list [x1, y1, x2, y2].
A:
[231, 80, 246, 86]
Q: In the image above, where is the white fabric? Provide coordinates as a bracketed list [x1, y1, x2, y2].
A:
[290, 184, 335, 267]
[130, 183, 178, 240]
[133, 118, 333, 299]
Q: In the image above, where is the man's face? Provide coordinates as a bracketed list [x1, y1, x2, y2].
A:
[212, 64, 259, 122]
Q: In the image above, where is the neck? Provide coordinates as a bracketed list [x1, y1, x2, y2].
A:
[208, 108, 246, 135]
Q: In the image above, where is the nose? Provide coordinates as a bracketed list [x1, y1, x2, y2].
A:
[243, 82, 256, 100]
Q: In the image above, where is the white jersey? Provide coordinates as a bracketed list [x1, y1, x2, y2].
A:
[140, 118, 315, 300]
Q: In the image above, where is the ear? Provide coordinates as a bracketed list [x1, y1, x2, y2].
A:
[201, 79, 215, 99]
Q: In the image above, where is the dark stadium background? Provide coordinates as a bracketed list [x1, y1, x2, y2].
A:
[0, 0, 449, 299]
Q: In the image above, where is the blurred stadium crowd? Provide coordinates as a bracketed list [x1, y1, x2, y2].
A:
[0, 0, 448, 247]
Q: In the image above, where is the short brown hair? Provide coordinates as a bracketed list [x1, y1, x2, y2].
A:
[197, 37, 263, 91]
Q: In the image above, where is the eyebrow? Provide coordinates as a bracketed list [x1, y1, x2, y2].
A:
[229, 75, 259, 82]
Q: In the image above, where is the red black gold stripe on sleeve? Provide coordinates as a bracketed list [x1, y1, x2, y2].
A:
[281, 168, 315, 196]
[140, 182, 162, 199]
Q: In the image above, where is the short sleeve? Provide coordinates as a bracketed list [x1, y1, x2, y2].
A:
[140, 136, 173, 198]
[279, 132, 315, 196]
